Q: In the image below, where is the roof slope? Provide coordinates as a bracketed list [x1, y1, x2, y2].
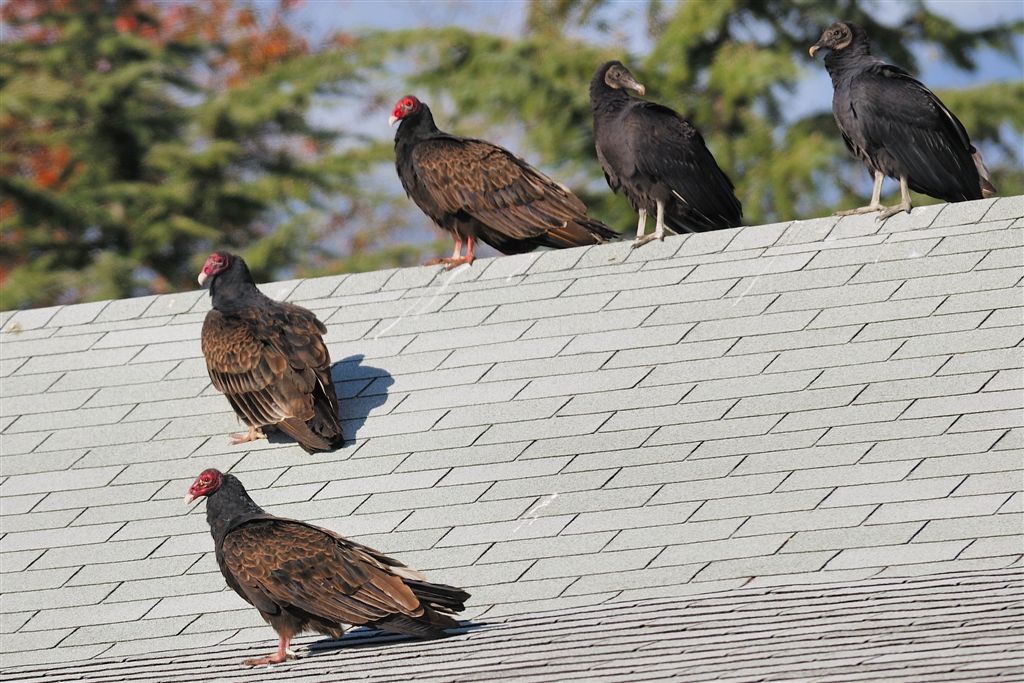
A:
[1, 196, 1022, 679]
[5, 569, 1022, 682]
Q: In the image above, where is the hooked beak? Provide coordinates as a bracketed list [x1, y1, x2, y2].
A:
[622, 75, 646, 96]
[809, 43, 822, 58]
[197, 271, 208, 287]
[388, 114, 399, 127]
[184, 492, 196, 504]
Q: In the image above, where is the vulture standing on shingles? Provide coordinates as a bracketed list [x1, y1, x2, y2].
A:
[810, 21, 996, 220]
[390, 95, 619, 269]
[589, 61, 743, 248]
[186, 469, 469, 666]
[198, 251, 344, 453]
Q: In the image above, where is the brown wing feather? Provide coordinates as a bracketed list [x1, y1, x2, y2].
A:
[411, 138, 595, 241]
[221, 521, 426, 627]
[201, 304, 340, 449]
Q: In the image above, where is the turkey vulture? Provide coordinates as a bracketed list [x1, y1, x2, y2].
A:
[198, 251, 344, 453]
[186, 469, 469, 666]
[810, 21, 996, 220]
[390, 95, 619, 269]
[589, 61, 743, 248]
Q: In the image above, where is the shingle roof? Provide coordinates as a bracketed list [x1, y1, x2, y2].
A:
[5, 568, 1021, 682]
[1, 195, 1022, 680]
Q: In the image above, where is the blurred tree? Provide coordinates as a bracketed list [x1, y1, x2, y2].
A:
[0, 0, 414, 309]
[2, 0, 1021, 309]
[375, 0, 1023, 232]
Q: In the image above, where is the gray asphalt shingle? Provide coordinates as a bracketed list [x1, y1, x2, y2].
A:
[0, 197, 1021, 679]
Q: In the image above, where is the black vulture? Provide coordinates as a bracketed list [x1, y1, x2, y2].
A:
[390, 95, 618, 269]
[810, 21, 996, 220]
[589, 61, 742, 248]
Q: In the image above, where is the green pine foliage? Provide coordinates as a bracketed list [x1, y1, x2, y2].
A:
[370, 0, 1022, 229]
[2, 0, 1020, 310]
[0, 0, 389, 309]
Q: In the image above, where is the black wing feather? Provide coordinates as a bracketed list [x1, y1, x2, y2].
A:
[593, 96, 742, 233]
[844, 63, 982, 202]
[631, 102, 742, 231]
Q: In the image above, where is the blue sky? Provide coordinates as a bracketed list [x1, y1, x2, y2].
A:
[281, 0, 1022, 255]
[289, 0, 1023, 129]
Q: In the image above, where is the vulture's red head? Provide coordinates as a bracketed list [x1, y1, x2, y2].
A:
[185, 468, 224, 504]
[198, 251, 232, 287]
[389, 95, 422, 127]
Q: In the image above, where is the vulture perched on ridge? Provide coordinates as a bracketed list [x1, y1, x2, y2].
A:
[199, 251, 344, 453]
[391, 95, 619, 269]
[186, 469, 469, 666]
[590, 61, 743, 247]
[810, 21, 996, 219]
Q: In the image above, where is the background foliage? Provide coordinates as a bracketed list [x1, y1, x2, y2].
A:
[2, 0, 1021, 309]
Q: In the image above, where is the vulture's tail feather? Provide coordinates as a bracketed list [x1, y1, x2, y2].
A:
[972, 148, 998, 199]
[404, 579, 470, 613]
[277, 417, 333, 454]
[375, 607, 460, 639]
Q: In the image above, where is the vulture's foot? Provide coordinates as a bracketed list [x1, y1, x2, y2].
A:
[230, 426, 266, 445]
[243, 636, 295, 666]
[833, 204, 882, 217]
[424, 256, 474, 270]
[876, 203, 911, 221]
[631, 233, 662, 249]
[242, 652, 296, 667]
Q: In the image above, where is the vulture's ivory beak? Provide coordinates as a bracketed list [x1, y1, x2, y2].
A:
[184, 492, 196, 505]
[197, 271, 209, 287]
[809, 44, 821, 58]
[388, 114, 399, 127]
[622, 75, 646, 97]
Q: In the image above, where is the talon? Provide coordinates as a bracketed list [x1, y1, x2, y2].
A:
[443, 257, 473, 270]
[230, 426, 265, 445]
[243, 634, 295, 666]
[632, 235, 658, 249]
[834, 205, 882, 217]
[876, 205, 909, 221]
[243, 652, 294, 667]
[425, 256, 474, 269]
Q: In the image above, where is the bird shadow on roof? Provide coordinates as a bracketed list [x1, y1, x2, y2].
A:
[302, 620, 491, 658]
[330, 354, 394, 442]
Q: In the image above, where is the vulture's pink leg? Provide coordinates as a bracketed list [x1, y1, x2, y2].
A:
[442, 235, 475, 270]
[425, 237, 463, 266]
[243, 634, 294, 667]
